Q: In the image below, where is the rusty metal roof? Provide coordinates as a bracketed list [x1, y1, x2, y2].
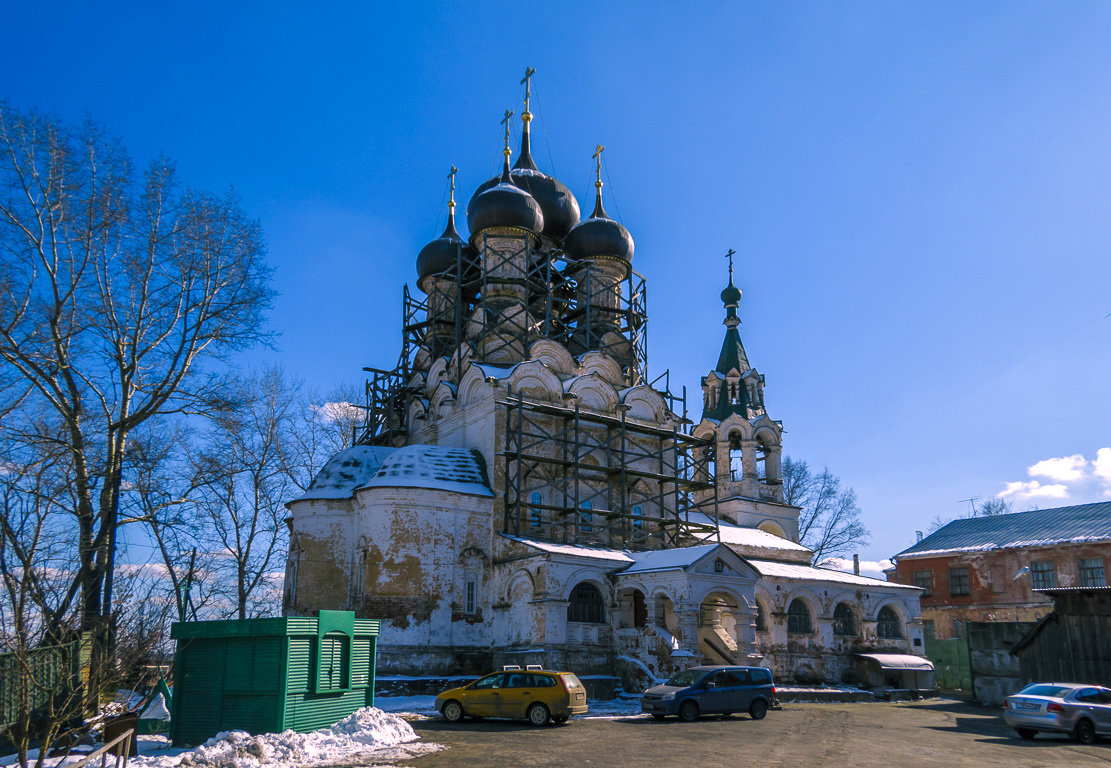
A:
[895, 501, 1111, 559]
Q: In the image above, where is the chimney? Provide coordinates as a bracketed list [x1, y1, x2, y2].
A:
[853, 554, 860, 575]
[916, 530, 923, 542]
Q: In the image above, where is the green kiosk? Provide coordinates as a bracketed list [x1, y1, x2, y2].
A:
[170, 611, 379, 746]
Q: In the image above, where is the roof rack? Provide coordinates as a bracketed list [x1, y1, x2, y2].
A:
[502, 664, 522, 671]
[526, 664, 543, 670]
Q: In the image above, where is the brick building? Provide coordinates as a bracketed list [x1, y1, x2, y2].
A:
[889, 502, 1111, 639]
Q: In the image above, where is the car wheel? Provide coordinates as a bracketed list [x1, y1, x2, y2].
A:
[1015, 728, 1037, 740]
[441, 700, 464, 723]
[527, 702, 550, 726]
[749, 699, 768, 720]
[1074, 719, 1096, 745]
[651, 714, 667, 720]
[678, 700, 700, 722]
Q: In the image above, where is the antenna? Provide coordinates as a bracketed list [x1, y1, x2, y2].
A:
[957, 497, 981, 517]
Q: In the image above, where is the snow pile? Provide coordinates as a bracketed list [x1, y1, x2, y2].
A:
[133, 708, 422, 768]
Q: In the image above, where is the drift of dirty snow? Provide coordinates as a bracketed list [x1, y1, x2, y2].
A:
[127, 708, 438, 768]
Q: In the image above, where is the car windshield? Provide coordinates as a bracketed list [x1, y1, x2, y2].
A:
[665, 669, 707, 687]
[1017, 684, 1072, 698]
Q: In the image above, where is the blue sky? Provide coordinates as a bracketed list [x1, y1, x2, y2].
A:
[4, 2, 1110, 566]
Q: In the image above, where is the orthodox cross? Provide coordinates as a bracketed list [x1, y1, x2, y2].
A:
[501, 109, 515, 154]
[447, 165, 457, 210]
[593, 143, 605, 185]
[725, 248, 736, 280]
[521, 66, 536, 113]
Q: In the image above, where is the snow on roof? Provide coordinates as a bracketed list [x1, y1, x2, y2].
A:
[295, 446, 397, 501]
[499, 534, 634, 563]
[895, 502, 1111, 558]
[622, 543, 722, 574]
[747, 559, 921, 590]
[473, 362, 520, 380]
[685, 513, 811, 553]
[856, 653, 933, 671]
[362, 445, 494, 497]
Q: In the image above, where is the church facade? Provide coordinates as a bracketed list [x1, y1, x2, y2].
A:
[283, 77, 924, 691]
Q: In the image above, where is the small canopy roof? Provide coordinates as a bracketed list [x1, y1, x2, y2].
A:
[856, 653, 934, 671]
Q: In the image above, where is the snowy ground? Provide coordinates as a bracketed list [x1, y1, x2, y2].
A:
[0, 709, 441, 768]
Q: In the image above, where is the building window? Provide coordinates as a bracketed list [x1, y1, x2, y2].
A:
[948, 566, 970, 596]
[833, 603, 856, 636]
[1079, 558, 1106, 587]
[529, 492, 542, 528]
[568, 581, 605, 624]
[632, 505, 643, 530]
[714, 559, 724, 573]
[579, 500, 593, 533]
[923, 620, 935, 640]
[952, 619, 967, 639]
[786, 599, 812, 634]
[755, 602, 767, 632]
[913, 570, 933, 596]
[877, 606, 902, 638]
[729, 433, 743, 481]
[465, 577, 477, 614]
[1031, 560, 1056, 589]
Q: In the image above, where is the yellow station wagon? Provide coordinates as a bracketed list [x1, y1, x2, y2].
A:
[436, 666, 588, 725]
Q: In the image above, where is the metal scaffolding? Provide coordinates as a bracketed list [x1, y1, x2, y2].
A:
[500, 392, 718, 551]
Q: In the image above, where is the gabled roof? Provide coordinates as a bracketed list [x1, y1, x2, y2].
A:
[894, 501, 1111, 559]
[749, 559, 922, 590]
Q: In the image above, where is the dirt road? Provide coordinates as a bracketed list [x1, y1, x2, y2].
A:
[383, 699, 1111, 768]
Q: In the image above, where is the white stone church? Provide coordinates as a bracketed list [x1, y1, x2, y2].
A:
[283, 78, 924, 691]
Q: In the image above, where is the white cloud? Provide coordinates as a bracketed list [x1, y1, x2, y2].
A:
[1094, 448, 1111, 483]
[999, 480, 1070, 499]
[1028, 454, 1087, 482]
[312, 401, 362, 424]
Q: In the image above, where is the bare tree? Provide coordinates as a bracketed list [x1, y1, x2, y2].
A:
[0, 103, 273, 683]
[975, 496, 1013, 516]
[781, 456, 870, 563]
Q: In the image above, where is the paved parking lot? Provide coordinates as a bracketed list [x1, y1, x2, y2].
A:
[383, 698, 1111, 768]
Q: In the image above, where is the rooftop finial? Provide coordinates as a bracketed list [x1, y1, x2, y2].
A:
[725, 248, 736, 281]
[521, 66, 535, 117]
[499, 109, 515, 181]
[442, 165, 460, 240]
[591, 144, 607, 218]
[447, 165, 457, 213]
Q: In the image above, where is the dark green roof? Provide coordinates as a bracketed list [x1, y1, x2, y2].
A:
[895, 501, 1111, 558]
[716, 327, 749, 376]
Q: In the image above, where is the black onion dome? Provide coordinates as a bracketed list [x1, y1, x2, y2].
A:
[720, 279, 741, 305]
[416, 213, 474, 281]
[466, 155, 544, 239]
[563, 187, 633, 266]
[470, 127, 580, 240]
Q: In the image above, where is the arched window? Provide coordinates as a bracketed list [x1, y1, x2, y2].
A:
[877, 606, 902, 638]
[529, 492, 542, 528]
[833, 603, 856, 636]
[787, 599, 812, 634]
[568, 582, 605, 623]
[580, 500, 593, 532]
[632, 504, 643, 530]
[755, 601, 767, 632]
[729, 433, 743, 481]
[755, 437, 769, 481]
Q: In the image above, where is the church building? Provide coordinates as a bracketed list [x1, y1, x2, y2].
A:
[283, 74, 925, 692]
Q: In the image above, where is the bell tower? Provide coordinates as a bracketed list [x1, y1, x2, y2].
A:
[693, 252, 800, 542]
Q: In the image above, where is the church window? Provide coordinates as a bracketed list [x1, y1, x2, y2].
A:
[632, 505, 643, 530]
[787, 599, 812, 634]
[568, 582, 605, 624]
[529, 492, 542, 528]
[755, 602, 767, 632]
[465, 576, 477, 614]
[755, 437, 769, 481]
[877, 606, 902, 638]
[714, 558, 724, 573]
[580, 500, 593, 533]
[833, 603, 856, 636]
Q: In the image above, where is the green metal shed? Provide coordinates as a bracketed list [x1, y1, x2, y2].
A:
[170, 611, 379, 746]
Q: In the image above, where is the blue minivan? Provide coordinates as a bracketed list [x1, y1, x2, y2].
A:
[642, 665, 776, 722]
